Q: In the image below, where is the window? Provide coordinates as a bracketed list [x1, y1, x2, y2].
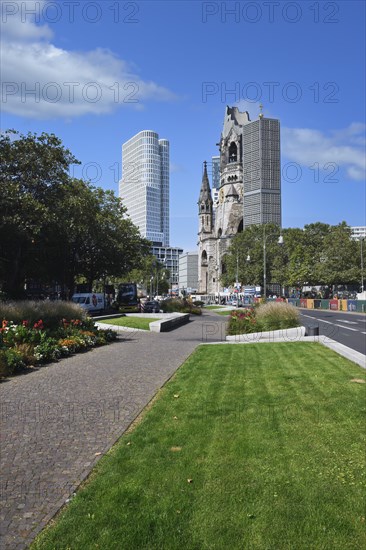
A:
[229, 142, 237, 163]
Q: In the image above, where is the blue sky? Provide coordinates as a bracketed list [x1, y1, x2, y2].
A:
[2, 0, 365, 250]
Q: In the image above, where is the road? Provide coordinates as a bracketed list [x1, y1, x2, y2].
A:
[299, 309, 366, 355]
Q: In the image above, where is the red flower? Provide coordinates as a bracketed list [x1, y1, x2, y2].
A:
[22, 320, 29, 327]
[33, 319, 44, 330]
[2, 319, 8, 329]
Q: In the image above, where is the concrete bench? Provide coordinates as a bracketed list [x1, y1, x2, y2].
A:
[149, 313, 190, 332]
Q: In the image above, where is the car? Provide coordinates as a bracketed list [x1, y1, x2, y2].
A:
[141, 300, 160, 313]
[231, 299, 238, 307]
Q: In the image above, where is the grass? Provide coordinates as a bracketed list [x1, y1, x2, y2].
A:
[98, 316, 161, 330]
[204, 305, 227, 310]
[215, 309, 241, 316]
[255, 301, 300, 330]
[32, 343, 366, 550]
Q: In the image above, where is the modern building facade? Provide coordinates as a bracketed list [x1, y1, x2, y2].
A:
[150, 245, 183, 286]
[178, 252, 198, 293]
[211, 155, 220, 190]
[351, 226, 366, 240]
[243, 115, 281, 227]
[119, 130, 170, 246]
[198, 106, 282, 294]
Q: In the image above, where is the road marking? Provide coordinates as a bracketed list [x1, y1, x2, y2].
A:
[301, 314, 333, 325]
[334, 325, 358, 332]
[336, 319, 358, 324]
[301, 314, 360, 332]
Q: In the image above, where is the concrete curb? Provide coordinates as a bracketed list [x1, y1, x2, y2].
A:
[320, 338, 366, 369]
[226, 325, 305, 342]
[203, 325, 366, 369]
[95, 322, 146, 333]
[96, 312, 190, 333]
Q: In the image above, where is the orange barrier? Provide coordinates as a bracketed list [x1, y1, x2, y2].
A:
[339, 299, 348, 311]
[306, 299, 314, 309]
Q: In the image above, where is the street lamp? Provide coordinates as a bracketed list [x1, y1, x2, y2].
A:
[150, 276, 154, 299]
[361, 237, 364, 293]
[263, 225, 283, 298]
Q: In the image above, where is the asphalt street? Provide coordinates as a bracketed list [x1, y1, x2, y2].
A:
[299, 309, 366, 355]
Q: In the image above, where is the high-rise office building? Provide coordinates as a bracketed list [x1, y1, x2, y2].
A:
[119, 130, 169, 246]
[211, 155, 220, 189]
[243, 116, 281, 227]
[351, 226, 366, 240]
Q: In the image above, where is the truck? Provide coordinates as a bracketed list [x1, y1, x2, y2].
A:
[72, 293, 105, 313]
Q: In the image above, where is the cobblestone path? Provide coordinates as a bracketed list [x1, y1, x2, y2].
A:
[0, 311, 227, 549]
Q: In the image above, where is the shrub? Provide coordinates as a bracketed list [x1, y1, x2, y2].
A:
[227, 308, 260, 335]
[58, 338, 80, 354]
[255, 301, 300, 331]
[227, 302, 300, 335]
[161, 299, 202, 315]
[34, 337, 61, 362]
[1, 348, 26, 375]
[0, 302, 117, 377]
[0, 351, 9, 377]
[0, 301, 86, 331]
[15, 343, 36, 365]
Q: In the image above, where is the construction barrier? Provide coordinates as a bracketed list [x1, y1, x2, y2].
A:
[286, 298, 365, 313]
[354, 300, 366, 313]
[339, 299, 348, 311]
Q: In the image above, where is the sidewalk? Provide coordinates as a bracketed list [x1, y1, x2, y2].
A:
[0, 311, 228, 549]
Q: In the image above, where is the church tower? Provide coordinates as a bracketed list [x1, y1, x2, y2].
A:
[197, 105, 281, 296]
[197, 162, 214, 294]
[198, 161, 213, 233]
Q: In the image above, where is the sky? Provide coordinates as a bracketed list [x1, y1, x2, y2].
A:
[1, 0, 365, 251]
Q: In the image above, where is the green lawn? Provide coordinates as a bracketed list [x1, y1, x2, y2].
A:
[98, 316, 161, 330]
[33, 343, 366, 550]
[215, 309, 240, 316]
[204, 305, 227, 310]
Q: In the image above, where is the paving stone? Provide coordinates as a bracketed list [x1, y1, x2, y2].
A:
[0, 311, 227, 549]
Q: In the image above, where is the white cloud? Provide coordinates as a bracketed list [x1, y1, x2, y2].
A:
[282, 124, 366, 181]
[1, 0, 177, 119]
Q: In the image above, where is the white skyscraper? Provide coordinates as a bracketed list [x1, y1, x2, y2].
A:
[119, 130, 170, 246]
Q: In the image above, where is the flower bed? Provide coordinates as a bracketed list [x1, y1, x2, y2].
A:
[227, 302, 300, 336]
[0, 303, 117, 378]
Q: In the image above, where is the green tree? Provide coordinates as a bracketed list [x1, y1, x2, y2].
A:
[0, 130, 79, 296]
[317, 222, 360, 286]
[222, 224, 285, 289]
[0, 130, 149, 297]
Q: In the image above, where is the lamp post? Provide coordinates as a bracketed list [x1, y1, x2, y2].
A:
[150, 276, 154, 299]
[263, 225, 283, 298]
[361, 237, 364, 293]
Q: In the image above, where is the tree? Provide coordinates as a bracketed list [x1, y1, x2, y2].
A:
[317, 222, 359, 286]
[223, 221, 361, 292]
[0, 130, 150, 297]
[0, 130, 79, 296]
[120, 255, 171, 297]
[222, 224, 285, 288]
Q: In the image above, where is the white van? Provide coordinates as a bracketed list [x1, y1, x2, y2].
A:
[72, 293, 105, 313]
